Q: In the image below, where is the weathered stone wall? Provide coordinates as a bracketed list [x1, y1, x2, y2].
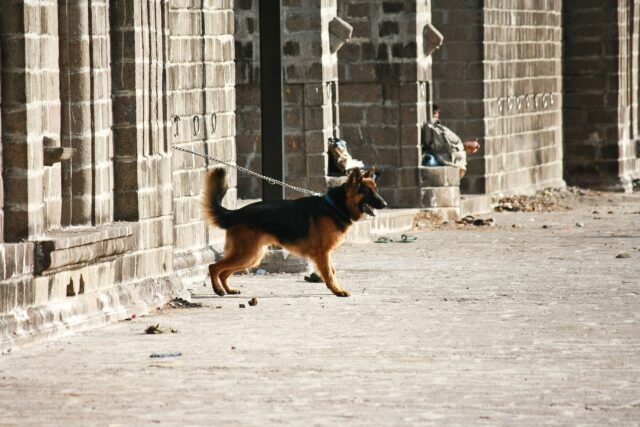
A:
[483, 0, 564, 195]
[564, 0, 640, 191]
[234, 0, 339, 199]
[433, 0, 564, 196]
[111, 0, 175, 289]
[168, 0, 236, 283]
[0, 0, 237, 349]
[337, 0, 431, 207]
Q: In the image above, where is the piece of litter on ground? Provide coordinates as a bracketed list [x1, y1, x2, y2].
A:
[145, 324, 178, 334]
[166, 298, 202, 309]
[256, 269, 267, 275]
[149, 352, 182, 358]
[616, 253, 631, 259]
[576, 222, 585, 227]
[239, 303, 246, 308]
[248, 298, 258, 306]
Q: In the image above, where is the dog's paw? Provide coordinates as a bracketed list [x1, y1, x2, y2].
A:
[213, 287, 226, 297]
[225, 289, 241, 295]
[333, 289, 351, 297]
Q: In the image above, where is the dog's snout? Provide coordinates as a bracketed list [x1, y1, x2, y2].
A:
[375, 194, 388, 209]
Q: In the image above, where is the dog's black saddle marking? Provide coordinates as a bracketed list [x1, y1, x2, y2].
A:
[226, 185, 352, 244]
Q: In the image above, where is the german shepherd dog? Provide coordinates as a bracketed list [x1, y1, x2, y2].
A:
[203, 167, 387, 297]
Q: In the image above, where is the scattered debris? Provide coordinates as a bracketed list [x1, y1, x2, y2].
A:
[576, 222, 585, 228]
[456, 215, 495, 227]
[231, 346, 236, 350]
[375, 234, 419, 243]
[166, 298, 202, 309]
[149, 352, 182, 358]
[248, 297, 258, 306]
[616, 253, 631, 259]
[414, 210, 444, 229]
[542, 225, 550, 229]
[494, 187, 586, 213]
[256, 269, 267, 275]
[145, 324, 178, 334]
[239, 303, 246, 308]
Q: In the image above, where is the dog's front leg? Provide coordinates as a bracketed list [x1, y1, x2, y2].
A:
[312, 254, 350, 297]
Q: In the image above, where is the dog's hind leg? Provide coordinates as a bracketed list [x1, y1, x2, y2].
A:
[311, 253, 350, 297]
[208, 263, 226, 296]
[210, 227, 267, 296]
[217, 247, 264, 295]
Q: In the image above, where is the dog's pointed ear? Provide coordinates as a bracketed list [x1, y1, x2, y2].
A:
[363, 166, 376, 179]
[347, 168, 362, 187]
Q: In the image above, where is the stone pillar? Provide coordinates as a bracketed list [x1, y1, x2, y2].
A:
[336, 0, 433, 207]
[235, 0, 342, 198]
[112, 0, 172, 220]
[433, 1, 565, 196]
[59, 0, 112, 227]
[59, 0, 94, 226]
[1, 0, 62, 240]
[564, 0, 640, 191]
[89, 0, 114, 225]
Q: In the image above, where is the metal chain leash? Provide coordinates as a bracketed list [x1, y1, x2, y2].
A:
[172, 145, 323, 197]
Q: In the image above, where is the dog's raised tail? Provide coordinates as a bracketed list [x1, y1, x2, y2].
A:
[203, 167, 234, 229]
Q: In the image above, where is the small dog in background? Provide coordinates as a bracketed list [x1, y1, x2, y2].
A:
[202, 167, 387, 297]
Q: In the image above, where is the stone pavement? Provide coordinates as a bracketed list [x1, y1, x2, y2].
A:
[0, 192, 639, 426]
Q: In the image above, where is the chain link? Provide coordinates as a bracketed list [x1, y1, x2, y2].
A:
[172, 145, 323, 197]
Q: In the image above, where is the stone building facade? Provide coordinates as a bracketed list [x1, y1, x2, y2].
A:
[0, 0, 236, 350]
[1, 0, 639, 349]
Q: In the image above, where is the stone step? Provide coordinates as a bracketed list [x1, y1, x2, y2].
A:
[420, 166, 461, 187]
[460, 194, 494, 217]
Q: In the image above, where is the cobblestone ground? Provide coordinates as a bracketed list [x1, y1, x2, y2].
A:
[0, 192, 639, 426]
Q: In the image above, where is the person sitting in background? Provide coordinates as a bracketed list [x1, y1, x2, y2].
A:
[421, 104, 480, 176]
